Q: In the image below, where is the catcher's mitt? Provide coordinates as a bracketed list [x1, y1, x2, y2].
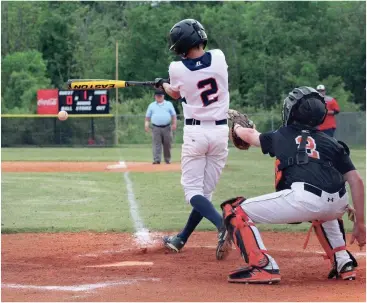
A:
[227, 109, 254, 150]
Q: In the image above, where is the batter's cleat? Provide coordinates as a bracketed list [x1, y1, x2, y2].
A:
[216, 226, 232, 260]
[328, 261, 356, 281]
[228, 266, 281, 284]
[162, 235, 185, 252]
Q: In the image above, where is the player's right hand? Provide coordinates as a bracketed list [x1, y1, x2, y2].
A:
[350, 221, 366, 250]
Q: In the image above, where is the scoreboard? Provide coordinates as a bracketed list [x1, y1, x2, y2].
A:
[58, 90, 109, 114]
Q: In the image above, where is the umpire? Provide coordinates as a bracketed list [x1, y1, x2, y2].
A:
[145, 90, 177, 164]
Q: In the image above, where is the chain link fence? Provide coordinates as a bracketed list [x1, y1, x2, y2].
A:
[1, 112, 365, 147]
[334, 112, 366, 146]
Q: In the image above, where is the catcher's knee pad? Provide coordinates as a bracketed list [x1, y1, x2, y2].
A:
[308, 219, 357, 272]
[220, 197, 268, 268]
[221, 197, 245, 222]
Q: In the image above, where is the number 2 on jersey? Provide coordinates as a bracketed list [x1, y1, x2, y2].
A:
[197, 78, 218, 107]
[295, 136, 320, 159]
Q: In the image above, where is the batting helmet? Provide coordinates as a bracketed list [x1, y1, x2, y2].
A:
[169, 19, 207, 57]
[282, 86, 327, 127]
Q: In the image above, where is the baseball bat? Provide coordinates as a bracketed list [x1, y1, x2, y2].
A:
[67, 79, 155, 90]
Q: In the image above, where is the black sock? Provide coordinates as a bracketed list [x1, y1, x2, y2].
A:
[190, 195, 223, 230]
[177, 209, 203, 242]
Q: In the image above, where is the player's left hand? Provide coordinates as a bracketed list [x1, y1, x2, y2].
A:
[154, 78, 169, 89]
[350, 221, 366, 250]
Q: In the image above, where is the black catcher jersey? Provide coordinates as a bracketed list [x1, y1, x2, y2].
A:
[259, 124, 355, 192]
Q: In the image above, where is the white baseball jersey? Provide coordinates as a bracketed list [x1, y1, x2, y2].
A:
[168, 49, 230, 204]
[168, 49, 229, 121]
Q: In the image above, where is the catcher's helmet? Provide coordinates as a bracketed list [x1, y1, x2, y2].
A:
[282, 86, 327, 127]
[169, 19, 207, 57]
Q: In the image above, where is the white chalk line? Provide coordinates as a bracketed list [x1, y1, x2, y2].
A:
[124, 170, 154, 246]
[1, 278, 160, 293]
[115, 155, 156, 247]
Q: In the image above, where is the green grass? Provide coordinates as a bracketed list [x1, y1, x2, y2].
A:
[1, 147, 365, 233]
[1, 173, 133, 233]
[1, 146, 182, 162]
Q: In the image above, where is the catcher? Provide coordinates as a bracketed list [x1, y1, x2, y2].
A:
[223, 86, 365, 284]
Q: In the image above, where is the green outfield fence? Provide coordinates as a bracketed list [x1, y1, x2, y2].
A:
[1, 112, 365, 147]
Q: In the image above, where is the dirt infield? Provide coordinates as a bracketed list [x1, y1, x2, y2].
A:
[1, 161, 181, 173]
[1, 232, 366, 302]
[2, 161, 366, 301]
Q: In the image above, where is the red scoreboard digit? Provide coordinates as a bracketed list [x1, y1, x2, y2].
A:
[66, 95, 73, 105]
[58, 90, 110, 114]
[100, 94, 107, 105]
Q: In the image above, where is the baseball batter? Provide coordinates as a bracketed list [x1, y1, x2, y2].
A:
[221, 87, 365, 284]
[155, 19, 231, 259]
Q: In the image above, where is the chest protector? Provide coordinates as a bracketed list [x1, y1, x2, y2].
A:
[274, 130, 333, 190]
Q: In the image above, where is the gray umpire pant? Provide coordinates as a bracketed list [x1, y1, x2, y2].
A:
[152, 124, 172, 163]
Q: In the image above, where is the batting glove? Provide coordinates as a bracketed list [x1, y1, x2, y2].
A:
[154, 78, 169, 90]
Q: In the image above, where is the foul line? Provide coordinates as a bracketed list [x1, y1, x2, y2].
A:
[2, 278, 160, 293]
[122, 163, 153, 246]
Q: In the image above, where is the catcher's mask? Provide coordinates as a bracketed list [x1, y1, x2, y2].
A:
[169, 19, 208, 57]
[282, 86, 327, 127]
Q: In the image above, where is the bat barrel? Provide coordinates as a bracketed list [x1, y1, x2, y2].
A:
[67, 80, 125, 90]
[67, 79, 155, 90]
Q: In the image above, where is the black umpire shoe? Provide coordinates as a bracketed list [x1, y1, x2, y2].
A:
[152, 161, 160, 164]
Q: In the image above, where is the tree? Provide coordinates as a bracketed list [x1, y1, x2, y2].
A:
[2, 50, 51, 113]
[0, 1, 365, 112]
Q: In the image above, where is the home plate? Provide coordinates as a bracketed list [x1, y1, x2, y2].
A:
[86, 261, 153, 268]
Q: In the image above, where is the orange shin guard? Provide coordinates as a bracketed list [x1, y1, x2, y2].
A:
[311, 220, 344, 265]
[221, 197, 268, 267]
[306, 219, 357, 278]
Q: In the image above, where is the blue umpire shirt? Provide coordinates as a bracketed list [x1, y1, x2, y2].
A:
[146, 100, 176, 126]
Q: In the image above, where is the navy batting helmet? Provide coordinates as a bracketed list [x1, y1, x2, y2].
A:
[169, 19, 207, 57]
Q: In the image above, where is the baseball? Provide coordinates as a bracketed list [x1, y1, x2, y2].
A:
[58, 110, 68, 121]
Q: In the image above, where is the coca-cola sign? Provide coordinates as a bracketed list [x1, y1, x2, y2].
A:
[37, 89, 59, 114]
[37, 98, 57, 106]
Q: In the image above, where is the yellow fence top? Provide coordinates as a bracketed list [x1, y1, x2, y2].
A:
[1, 114, 114, 118]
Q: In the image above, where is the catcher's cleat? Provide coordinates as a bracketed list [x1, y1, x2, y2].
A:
[228, 266, 281, 284]
[328, 261, 357, 281]
[340, 262, 356, 280]
[216, 226, 232, 260]
[162, 235, 185, 252]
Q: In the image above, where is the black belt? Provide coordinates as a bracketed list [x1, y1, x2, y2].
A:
[304, 183, 346, 198]
[185, 119, 227, 126]
[152, 124, 170, 128]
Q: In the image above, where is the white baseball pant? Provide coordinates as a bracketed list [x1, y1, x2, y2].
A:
[240, 182, 351, 269]
[181, 122, 229, 203]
